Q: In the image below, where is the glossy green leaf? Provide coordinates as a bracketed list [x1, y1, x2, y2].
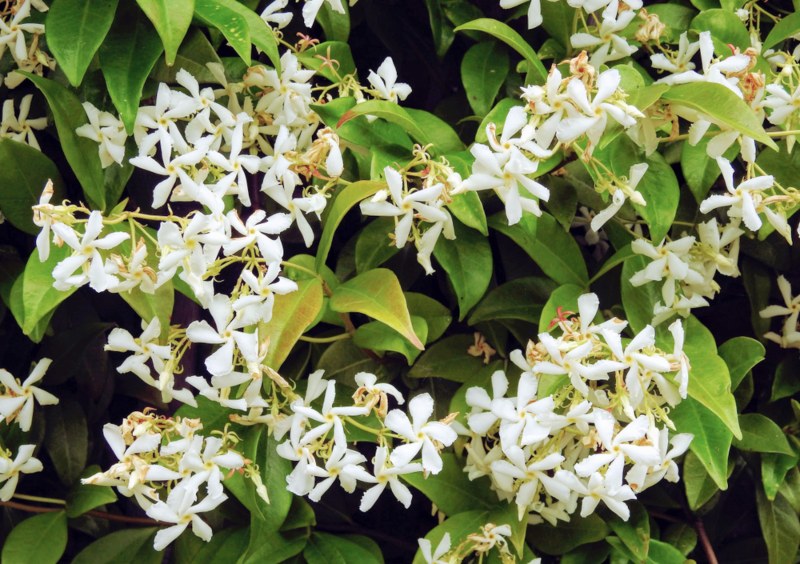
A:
[528, 514, 610, 555]
[663, 83, 777, 150]
[433, 218, 493, 321]
[24, 74, 106, 209]
[317, 180, 382, 271]
[151, 28, 222, 83]
[0, 139, 65, 234]
[756, 488, 800, 564]
[355, 218, 399, 273]
[98, 3, 163, 133]
[297, 41, 356, 82]
[219, 0, 281, 70]
[353, 316, 428, 364]
[66, 465, 117, 518]
[490, 212, 588, 287]
[691, 9, 750, 50]
[671, 397, 732, 490]
[461, 41, 509, 116]
[588, 243, 634, 285]
[2, 511, 68, 564]
[403, 453, 496, 515]
[408, 334, 485, 383]
[424, 0, 455, 58]
[734, 413, 794, 455]
[136, 0, 194, 66]
[317, 0, 350, 42]
[262, 278, 324, 369]
[194, 0, 251, 65]
[240, 528, 307, 564]
[762, 452, 800, 501]
[405, 293, 452, 342]
[330, 269, 423, 349]
[771, 354, 800, 402]
[681, 137, 732, 203]
[44, 398, 88, 485]
[646, 540, 686, 564]
[537, 283, 585, 332]
[304, 532, 383, 564]
[661, 523, 698, 557]
[683, 450, 724, 510]
[476, 98, 519, 143]
[608, 505, 650, 562]
[718, 336, 765, 389]
[469, 277, 555, 326]
[454, 18, 547, 84]
[46, 0, 118, 86]
[764, 10, 800, 50]
[72, 528, 161, 564]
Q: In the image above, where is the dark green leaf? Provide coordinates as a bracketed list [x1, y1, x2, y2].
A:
[44, 398, 88, 485]
[734, 413, 794, 455]
[718, 336, 765, 390]
[671, 397, 732, 490]
[469, 277, 556, 326]
[756, 488, 800, 564]
[408, 334, 485, 383]
[528, 514, 610, 555]
[66, 465, 117, 517]
[72, 528, 161, 564]
[461, 41, 509, 116]
[2, 511, 68, 564]
[304, 532, 383, 564]
[194, 0, 251, 64]
[136, 0, 195, 66]
[403, 453, 496, 515]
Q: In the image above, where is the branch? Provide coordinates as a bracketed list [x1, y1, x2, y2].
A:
[0, 500, 159, 526]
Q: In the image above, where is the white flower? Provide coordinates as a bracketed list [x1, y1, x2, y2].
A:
[761, 275, 800, 348]
[261, 0, 293, 28]
[385, 393, 457, 474]
[419, 532, 451, 564]
[700, 157, 774, 231]
[626, 430, 692, 492]
[0, 358, 58, 431]
[0, 1, 44, 64]
[630, 236, 704, 307]
[358, 446, 422, 511]
[186, 294, 254, 376]
[32, 180, 55, 261]
[570, 8, 638, 68]
[178, 436, 244, 498]
[490, 449, 571, 514]
[307, 446, 368, 501]
[367, 58, 412, 103]
[0, 94, 47, 150]
[105, 317, 170, 384]
[0, 445, 43, 501]
[75, 102, 127, 168]
[232, 264, 298, 325]
[292, 380, 370, 452]
[467, 370, 509, 435]
[558, 463, 637, 520]
[574, 413, 661, 477]
[591, 163, 648, 232]
[223, 209, 290, 261]
[491, 372, 554, 452]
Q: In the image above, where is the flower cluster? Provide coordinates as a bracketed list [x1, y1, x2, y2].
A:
[0, 358, 57, 500]
[0, 0, 54, 88]
[83, 410, 254, 550]
[461, 294, 692, 523]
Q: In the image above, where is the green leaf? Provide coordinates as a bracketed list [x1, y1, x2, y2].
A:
[646, 540, 687, 564]
[691, 9, 750, 50]
[608, 505, 650, 562]
[454, 18, 547, 84]
[528, 514, 610, 555]
[262, 278, 324, 369]
[661, 523, 698, 557]
[194, 0, 251, 64]
[718, 336, 765, 390]
[297, 41, 356, 82]
[734, 413, 794, 455]
[136, 0, 195, 66]
[469, 277, 556, 326]
[408, 334, 485, 383]
[433, 218, 493, 321]
[764, 11, 800, 50]
[0, 139, 65, 234]
[72, 528, 161, 564]
[355, 218, 399, 273]
[9, 243, 77, 342]
[66, 465, 117, 517]
[461, 41, 509, 116]
[662, 83, 777, 150]
[683, 450, 723, 510]
[151, 28, 222, 83]
[756, 488, 800, 564]
[403, 453, 496, 515]
[304, 532, 383, 564]
[772, 354, 800, 402]
[316, 180, 383, 271]
[2, 511, 68, 564]
[588, 243, 634, 285]
[353, 316, 428, 364]
[98, 3, 163, 133]
[423, 0, 455, 58]
[537, 283, 585, 332]
[218, 0, 281, 70]
[448, 191, 488, 235]
[193, 527, 249, 563]
[671, 397, 732, 490]
[683, 316, 742, 438]
[280, 497, 316, 532]
[406, 293, 451, 342]
[46, 0, 119, 86]
[317, 0, 350, 42]
[762, 452, 800, 500]
[490, 212, 588, 287]
[680, 137, 731, 203]
[24, 74, 106, 209]
[44, 398, 88, 485]
[330, 268, 423, 350]
[239, 528, 307, 564]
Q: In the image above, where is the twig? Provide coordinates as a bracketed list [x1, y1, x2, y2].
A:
[694, 516, 719, 564]
[0, 500, 159, 526]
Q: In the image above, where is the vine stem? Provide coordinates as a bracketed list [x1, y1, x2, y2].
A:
[0, 500, 159, 526]
[695, 516, 719, 564]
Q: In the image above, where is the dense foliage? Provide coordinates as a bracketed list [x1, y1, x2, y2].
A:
[0, 0, 798, 562]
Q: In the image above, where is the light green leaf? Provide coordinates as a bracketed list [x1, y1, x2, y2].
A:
[764, 11, 800, 50]
[476, 98, 519, 143]
[316, 180, 383, 271]
[718, 336, 765, 389]
[683, 450, 724, 510]
[304, 532, 383, 564]
[691, 9, 750, 50]
[330, 269, 423, 349]
[734, 413, 794, 455]
[194, 0, 251, 65]
[403, 453, 496, 515]
[354, 218, 398, 273]
[405, 293, 452, 342]
[756, 488, 800, 564]
[433, 218, 493, 321]
[608, 505, 650, 562]
[353, 316, 428, 364]
[9, 243, 77, 342]
[461, 41, 509, 116]
[646, 540, 687, 564]
[528, 514, 610, 555]
[98, 3, 163, 133]
[72, 528, 161, 564]
[297, 41, 355, 82]
[408, 334, 485, 383]
[671, 397, 732, 490]
[25, 74, 106, 209]
[46, 0, 119, 86]
[151, 28, 222, 83]
[317, 0, 350, 41]
[66, 465, 117, 518]
[537, 283, 585, 332]
[762, 452, 800, 500]
[218, 0, 281, 70]
[0, 138, 65, 234]
[454, 18, 547, 84]
[44, 398, 88, 485]
[261, 278, 324, 369]
[681, 137, 735, 203]
[469, 277, 556, 326]
[662, 83, 777, 150]
[490, 212, 588, 287]
[2, 511, 68, 564]
[136, 0, 195, 66]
